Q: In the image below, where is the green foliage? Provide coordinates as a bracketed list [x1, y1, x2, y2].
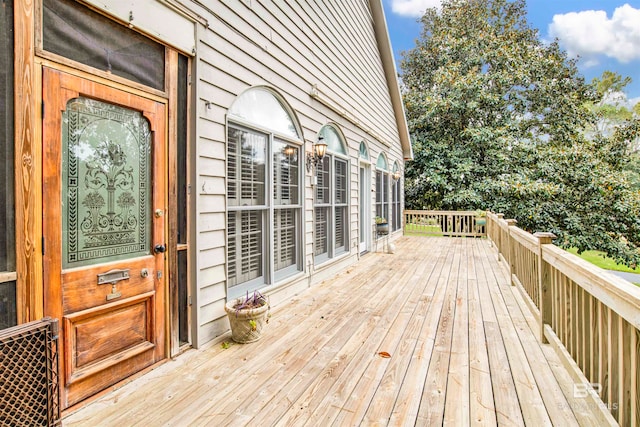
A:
[401, 0, 640, 267]
[586, 71, 635, 136]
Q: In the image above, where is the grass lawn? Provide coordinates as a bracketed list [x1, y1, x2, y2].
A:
[567, 248, 640, 274]
[404, 223, 443, 236]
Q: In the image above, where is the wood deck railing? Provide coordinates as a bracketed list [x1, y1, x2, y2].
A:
[403, 210, 486, 237]
[487, 211, 639, 427]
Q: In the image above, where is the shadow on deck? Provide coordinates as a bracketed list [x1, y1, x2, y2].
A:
[64, 236, 607, 426]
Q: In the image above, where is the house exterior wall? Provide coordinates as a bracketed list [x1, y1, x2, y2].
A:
[6, 0, 408, 349]
[184, 0, 407, 345]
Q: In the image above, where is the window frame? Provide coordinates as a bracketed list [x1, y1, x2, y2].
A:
[392, 162, 402, 232]
[226, 89, 304, 299]
[375, 153, 390, 235]
[313, 125, 350, 264]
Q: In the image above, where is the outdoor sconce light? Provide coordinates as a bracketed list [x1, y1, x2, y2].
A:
[283, 145, 296, 156]
[305, 136, 328, 173]
[393, 170, 401, 182]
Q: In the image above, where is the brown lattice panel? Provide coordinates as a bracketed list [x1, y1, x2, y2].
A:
[0, 318, 61, 426]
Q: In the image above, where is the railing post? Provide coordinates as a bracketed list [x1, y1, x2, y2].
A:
[402, 211, 406, 235]
[505, 219, 517, 285]
[496, 213, 504, 261]
[534, 232, 556, 343]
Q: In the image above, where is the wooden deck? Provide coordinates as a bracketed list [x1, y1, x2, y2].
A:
[64, 237, 606, 426]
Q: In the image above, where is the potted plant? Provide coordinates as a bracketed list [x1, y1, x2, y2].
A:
[474, 209, 487, 226]
[224, 290, 270, 343]
[375, 216, 389, 235]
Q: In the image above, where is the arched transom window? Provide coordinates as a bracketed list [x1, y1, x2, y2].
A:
[228, 88, 299, 139]
[359, 141, 369, 161]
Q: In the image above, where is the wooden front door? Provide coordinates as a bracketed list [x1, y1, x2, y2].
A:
[43, 68, 167, 408]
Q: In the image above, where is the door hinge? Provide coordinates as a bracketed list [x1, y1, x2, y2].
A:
[41, 100, 45, 118]
[188, 295, 192, 306]
[41, 236, 45, 255]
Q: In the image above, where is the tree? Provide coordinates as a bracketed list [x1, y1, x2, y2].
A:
[401, 0, 640, 266]
[587, 71, 635, 136]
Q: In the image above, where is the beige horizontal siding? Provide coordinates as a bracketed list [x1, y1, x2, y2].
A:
[188, 0, 406, 345]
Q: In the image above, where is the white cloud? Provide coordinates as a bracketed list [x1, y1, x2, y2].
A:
[549, 4, 640, 65]
[390, 0, 442, 17]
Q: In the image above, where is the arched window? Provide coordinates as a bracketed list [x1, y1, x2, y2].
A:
[314, 125, 349, 263]
[376, 153, 388, 170]
[375, 154, 390, 229]
[226, 88, 303, 297]
[228, 87, 300, 139]
[392, 162, 402, 232]
[359, 141, 369, 161]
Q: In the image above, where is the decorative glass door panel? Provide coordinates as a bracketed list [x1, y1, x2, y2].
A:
[62, 98, 151, 268]
[43, 68, 166, 409]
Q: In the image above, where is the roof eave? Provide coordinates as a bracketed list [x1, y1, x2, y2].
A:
[369, 0, 413, 161]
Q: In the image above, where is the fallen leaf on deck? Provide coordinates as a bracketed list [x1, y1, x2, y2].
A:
[378, 351, 391, 358]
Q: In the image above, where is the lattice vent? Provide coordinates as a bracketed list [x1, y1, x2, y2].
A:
[0, 318, 61, 426]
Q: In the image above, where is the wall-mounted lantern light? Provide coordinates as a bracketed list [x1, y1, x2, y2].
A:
[283, 145, 296, 156]
[392, 170, 401, 182]
[305, 136, 328, 173]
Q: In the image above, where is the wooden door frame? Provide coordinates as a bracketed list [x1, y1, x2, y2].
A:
[166, 50, 194, 355]
[14, 0, 43, 325]
[14, 0, 191, 357]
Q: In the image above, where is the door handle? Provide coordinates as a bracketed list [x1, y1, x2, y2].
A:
[154, 244, 166, 254]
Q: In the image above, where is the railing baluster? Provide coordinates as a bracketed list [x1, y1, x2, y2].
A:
[630, 328, 637, 426]
[535, 232, 555, 343]
[607, 307, 613, 414]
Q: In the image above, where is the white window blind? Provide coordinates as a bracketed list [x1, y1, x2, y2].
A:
[334, 158, 348, 252]
[274, 208, 296, 270]
[227, 128, 267, 289]
[314, 156, 348, 261]
[227, 210, 263, 287]
[273, 141, 300, 273]
[376, 170, 389, 223]
[227, 125, 302, 295]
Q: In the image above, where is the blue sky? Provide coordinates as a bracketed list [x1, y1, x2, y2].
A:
[382, 0, 640, 103]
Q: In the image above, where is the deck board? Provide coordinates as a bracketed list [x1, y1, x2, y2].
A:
[64, 237, 605, 426]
